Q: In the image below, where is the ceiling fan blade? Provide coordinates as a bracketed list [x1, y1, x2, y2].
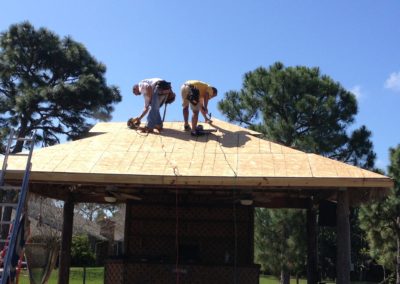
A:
[109, 191, 142, 201]
[119, 192, 142, 201]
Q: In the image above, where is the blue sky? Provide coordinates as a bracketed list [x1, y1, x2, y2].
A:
[1, 0, 399, 171]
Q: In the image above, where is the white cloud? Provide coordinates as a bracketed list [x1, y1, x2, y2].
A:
[350, 85, 362, 100]
[384, 71, 400, 92]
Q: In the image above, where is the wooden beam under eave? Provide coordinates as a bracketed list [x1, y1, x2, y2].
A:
[30, 185, 71, 201]
[348, 187, 390, 205]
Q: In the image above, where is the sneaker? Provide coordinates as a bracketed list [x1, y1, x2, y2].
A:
[184, 124, 191, 131]
[191, 130, 205, 137]
[141, 127, 154, 133]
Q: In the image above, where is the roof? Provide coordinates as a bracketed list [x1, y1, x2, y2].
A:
[1, 119, 393, 206]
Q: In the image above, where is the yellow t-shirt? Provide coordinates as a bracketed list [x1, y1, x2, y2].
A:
[186, 80, 214, 100]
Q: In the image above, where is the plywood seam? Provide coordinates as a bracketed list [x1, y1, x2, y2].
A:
[332, 157, 340, 177]
[189, 137, 199, 170]
[160, 135, 172, 174]
[219, 133, 239, 177]
[307, 154, 315, 178]
[160, 135, 178, 175]
[90, 146, 112, 173]
[136, 132, 150, 152]
[47, 151, 68, 173]
[138, 152, 150, 171]
[199, 135, 208, 172]
[126, 151, 140, 171]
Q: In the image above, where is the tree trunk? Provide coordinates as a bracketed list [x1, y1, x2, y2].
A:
[397, 222, 400, 284]
[280, 268, 290, 284]
[13, 116, 29, 153]
[383, 265, 386, 281]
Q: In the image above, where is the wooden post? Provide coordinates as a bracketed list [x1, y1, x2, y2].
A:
[58, 195, 74, 284]
[336, 189, 351, 284]
[122, 201, 131, 284]
[307, 207, 318, 284]
[123, 201, 131, 255]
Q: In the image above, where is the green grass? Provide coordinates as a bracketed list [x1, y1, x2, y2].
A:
[19, 271, 282, 284]
[259, 275, 308, 284]
[259, 276, 373, 284]
[17, 267, 104, 284]
[19, 269, 289, 284]
[15, 269, 361, 284]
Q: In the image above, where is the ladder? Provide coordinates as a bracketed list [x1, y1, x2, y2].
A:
[0, 129, 35, 284]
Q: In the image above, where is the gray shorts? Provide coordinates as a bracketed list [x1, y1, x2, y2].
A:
[181, 84, 200, 112]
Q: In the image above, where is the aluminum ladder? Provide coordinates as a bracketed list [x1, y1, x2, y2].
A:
[0, 129, 35, 284]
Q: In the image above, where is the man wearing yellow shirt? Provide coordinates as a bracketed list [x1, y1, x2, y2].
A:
[181, 80, 218, 136]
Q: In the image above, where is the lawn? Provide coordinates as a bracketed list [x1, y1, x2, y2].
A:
[260, 275, 309, 284]
[18, 267, 104, 284]
[17, 269, 338, 284]
[18, 270, 299, 284]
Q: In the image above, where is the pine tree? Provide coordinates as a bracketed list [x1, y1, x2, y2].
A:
[0, 21, 122, 242]
[359, 145, 400, 283]
[218, 62, 375, 168]
[255, 208, 306, 282]
[218, 62, 376, 280]
[0, 21, 121, 152]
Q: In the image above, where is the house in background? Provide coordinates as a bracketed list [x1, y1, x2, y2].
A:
[1, 119, 393, 284]
[27, 197, 124, 265]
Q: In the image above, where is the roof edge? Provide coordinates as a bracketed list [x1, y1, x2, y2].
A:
[5, 171, 394, 189]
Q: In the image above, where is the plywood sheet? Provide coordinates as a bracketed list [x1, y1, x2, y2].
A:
[0, 119, 393, 189]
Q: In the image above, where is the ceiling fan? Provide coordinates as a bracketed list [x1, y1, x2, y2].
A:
[104, 186, 143, 202]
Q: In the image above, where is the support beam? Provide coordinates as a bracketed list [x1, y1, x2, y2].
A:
[336, 189, 351, 284]
[124, 201, 131, 255]
[307, 207, 318, 284]
[58, 195, 75, 284]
